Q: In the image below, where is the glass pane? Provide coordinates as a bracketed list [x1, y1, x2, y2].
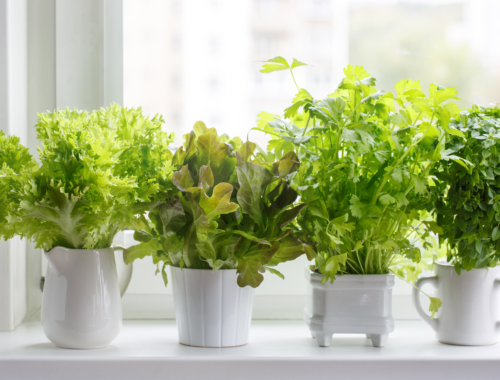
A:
[125, 0, 500, 148]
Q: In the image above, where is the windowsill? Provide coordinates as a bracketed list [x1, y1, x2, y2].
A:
[1, 320, 500, 379]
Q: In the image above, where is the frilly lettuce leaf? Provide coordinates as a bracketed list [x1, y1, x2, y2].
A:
[10, 105, 175, 250]
[0, 131, 37, 240]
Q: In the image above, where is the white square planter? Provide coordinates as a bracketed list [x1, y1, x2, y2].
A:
[304, 267, 395, 347]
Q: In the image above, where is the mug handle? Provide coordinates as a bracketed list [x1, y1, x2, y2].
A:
[112, 245, 133, 298]
[495, 277, 500, 332]
[412, 276, 439, 332]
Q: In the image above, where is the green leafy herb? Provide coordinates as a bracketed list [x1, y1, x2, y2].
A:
[432, 104, 500, 271]
[124, 122, 312, 288]
[258, 59, 455, 314]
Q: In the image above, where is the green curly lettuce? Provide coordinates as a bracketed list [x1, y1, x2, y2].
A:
[10, 105, 175, 250]
[0, 131, 38, 240]
[124, 121, 313, 288]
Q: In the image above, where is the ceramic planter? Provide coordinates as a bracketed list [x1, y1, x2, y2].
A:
[413, 259, 500, 346]
[304, 267, 395, 347]
[42, 246, 126, 349]
[171, 267, 254, 347]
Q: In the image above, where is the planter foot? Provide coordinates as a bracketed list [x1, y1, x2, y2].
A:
[315, 333, 333, 347]
[370, 334, 388, 347]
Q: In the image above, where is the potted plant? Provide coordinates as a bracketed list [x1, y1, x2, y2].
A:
[413, 104, 500, 345]
[9, 105, 175, 349]
[124, 122, 312, 347]
[0, 131, 37, 242]
[256, 58, 460, 347]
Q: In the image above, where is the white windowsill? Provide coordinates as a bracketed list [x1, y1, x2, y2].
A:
[1, 320, 500, 380]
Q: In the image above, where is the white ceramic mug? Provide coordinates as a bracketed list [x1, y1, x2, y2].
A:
[42, 246, 126, 349]
[413, 259, 500, 345]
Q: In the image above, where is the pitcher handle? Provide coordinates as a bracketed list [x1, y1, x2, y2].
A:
[112, 245, 133, 298]
[412, 276, 439, 332]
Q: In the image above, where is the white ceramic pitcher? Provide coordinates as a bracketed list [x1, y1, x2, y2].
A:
[42, 246, 129, 349]
[413, 259, 500, 345]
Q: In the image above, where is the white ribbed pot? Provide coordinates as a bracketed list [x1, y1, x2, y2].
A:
[171, 267, 255, 347]
[413, 259, 500, 346]
[42, 246, 128, 349]
[304, 267, 395, 347]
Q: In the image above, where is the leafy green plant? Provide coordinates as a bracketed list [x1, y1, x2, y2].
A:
[124, 122, 313, 288]
[256, 57, 466, 317]
[0, 131, 37, 240]
[432, 104, 500, 273]
[10, 105, 175, 250]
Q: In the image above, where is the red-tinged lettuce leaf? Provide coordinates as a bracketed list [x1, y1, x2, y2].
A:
[158, 198, 186, 237]
[268, 235, 310, 266]
[236, 259, 266, 288]
[236, 141, 257, 164]
[172, 165, 195, 191]
[272, 151, 300, 178]
[198, 165, 214, 192]
[236, 161, 273, 228]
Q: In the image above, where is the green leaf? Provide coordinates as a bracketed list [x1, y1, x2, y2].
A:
[379, 194, 396, 205]
[412, 175, 427, 195]
[236, 259, 266, 288]
[493, 226, 500, 241]
[196, 133, 229, 167]
[272, 151, 300, 178]
[350, 196, 364, 218]
[158, 199, 186, 237]
[269, 235, 309, 266]
[264, 266, 284, 279]
[278, 204, 307, 229]
[429, 297, 442, 320]
[236, 161, 273, 227]
[161, 263, 168, 286]
[260, 56, 290, 73]
[229, 230, 271, 246]
[236, 141, 257, 164]
[447, 128, 465, 138]
[173, 165, 195, 191]
[291, 58, 308, 69]
[321, 253, 347, 284]
[199, 182, 239, 219]
[198, 165, 214, 192]
[123, 240, 159, 264]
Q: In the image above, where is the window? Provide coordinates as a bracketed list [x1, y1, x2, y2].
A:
[119, 0, 500, 319]
[2, 0, 499, 326]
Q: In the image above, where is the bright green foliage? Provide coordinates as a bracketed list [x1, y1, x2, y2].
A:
[432, 105, 500, 272]
[124, 122, 312, 288]
[0, 131, 38, 240]
[10, 105, 175, 250]
[258, 60, 462, 288]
